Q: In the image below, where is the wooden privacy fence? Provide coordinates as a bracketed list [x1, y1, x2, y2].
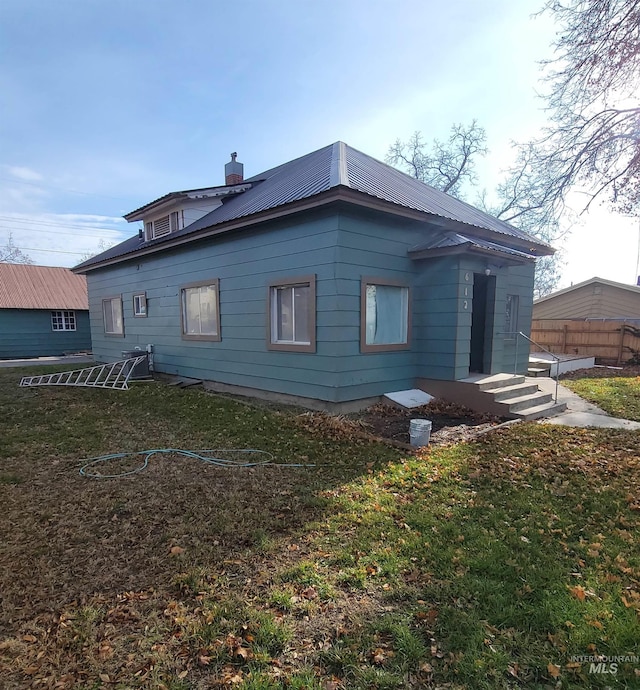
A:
[530, 319, 640, 365]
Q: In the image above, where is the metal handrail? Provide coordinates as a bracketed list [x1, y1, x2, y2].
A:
[504, 331, 560, 403]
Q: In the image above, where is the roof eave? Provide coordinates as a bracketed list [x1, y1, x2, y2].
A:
[75, 186, 551, 274]
[407, 243, 536, 264]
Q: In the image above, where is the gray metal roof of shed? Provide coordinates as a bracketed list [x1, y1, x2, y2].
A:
[74, 142, 553, 272]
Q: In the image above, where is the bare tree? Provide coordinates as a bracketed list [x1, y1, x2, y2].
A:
[387, 121, 488, 198]
[79, 238, 115, 262]
[534, 0, 640, 214]
[387, 125, 563, 296]
[0, 232, 33, 264]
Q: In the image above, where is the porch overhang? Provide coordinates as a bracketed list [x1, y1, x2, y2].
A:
[407, 233, 539, 265]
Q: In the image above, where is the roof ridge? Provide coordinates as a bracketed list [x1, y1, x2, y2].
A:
[330, 141, 349, 187]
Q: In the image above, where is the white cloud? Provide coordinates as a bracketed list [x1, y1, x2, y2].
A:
[0, 212, 129, 268]
[4, 165, 43, 182]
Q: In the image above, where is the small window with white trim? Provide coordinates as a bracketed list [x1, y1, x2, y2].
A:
[102, 297, 124, 336]
[51, 310, 76, 331]
[361, 279, 410, 352]
[133, 293, 147, 317]
[268, 276, 316, 352]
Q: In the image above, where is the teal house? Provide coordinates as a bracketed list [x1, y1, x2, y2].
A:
[0, 263, 91, 359]
[74, 143, 556, 414]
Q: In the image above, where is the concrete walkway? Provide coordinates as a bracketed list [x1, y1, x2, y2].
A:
[528, 376, 640, 430]
[0, 354, 94, 369]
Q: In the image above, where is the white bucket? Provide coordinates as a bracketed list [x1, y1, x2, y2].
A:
[409, 419, 432, 447]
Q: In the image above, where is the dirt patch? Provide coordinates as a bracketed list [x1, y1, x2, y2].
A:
[354, 400, 506, 446]
[560, 364, 640, 380]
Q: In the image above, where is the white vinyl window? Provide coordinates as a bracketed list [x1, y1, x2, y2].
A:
[268, 276, 316, 352]
[51, 310, 76, 331]
[102, 297, 124, 335]
[271, 284, 311, 344]
[133, 293, 147, 317]
[363, 282, 409, 350]
[181, 280, 220, 340]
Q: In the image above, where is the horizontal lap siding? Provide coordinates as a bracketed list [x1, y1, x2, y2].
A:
[533, 284, 640, 320]
[88, 213, 344, 401]
[334, 212, 425, 401]
[494, 262, 535, 375]
[414, 257, 465, 380]
[0, 309, 91, 358]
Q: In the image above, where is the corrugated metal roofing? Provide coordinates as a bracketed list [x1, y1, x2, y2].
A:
[410, 233, 537, 260]
[0, 263, 88, 310]
[75, 142, 552, 271]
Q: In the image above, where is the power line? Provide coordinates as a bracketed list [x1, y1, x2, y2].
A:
[16, 246, 90, 256]
[0, 215, 130, 233]
[0, 224, 127, 240]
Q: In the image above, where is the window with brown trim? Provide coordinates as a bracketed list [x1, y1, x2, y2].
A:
[180, 279, 220, 341]
[360, 278, 410, 352]
[267, 275, 316, 352]
[102, 296, 124, 336]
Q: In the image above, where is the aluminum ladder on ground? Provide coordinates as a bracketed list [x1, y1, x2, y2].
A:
[19, 356, 147, 391]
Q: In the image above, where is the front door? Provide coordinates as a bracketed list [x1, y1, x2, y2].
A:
[470, 273, 495, 373]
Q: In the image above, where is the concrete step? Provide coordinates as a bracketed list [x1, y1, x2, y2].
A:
[505, 391, 553, 413]
[515, 401, 567, 421]
[475, 374, 525, 392]
[485, 382, 540, 402]
[527, 366, 551, 377]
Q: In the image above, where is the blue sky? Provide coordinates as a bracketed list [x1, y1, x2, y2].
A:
[1, 0, 637, 288]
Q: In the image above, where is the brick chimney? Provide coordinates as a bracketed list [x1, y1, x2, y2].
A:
[225, 152, 243, 185]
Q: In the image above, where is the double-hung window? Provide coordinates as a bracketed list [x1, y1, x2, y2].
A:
[361, 278, 410, 352]
[181, 279, 220, 341]
[268, 276, 316, 352]
[51, 310, 76, 331]
[102, 297, 124, 336]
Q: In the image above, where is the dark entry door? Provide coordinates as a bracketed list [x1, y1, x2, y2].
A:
[470, 274, 495, 373]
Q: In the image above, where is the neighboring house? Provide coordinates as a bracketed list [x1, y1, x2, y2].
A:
[531, 277, 640, 365]
[73, 142, 554, 411]
[0, 263, 91, 359]
[533, 277, 640, 319]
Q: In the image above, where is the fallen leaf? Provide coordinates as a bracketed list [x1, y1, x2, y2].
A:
[547, 663, 561, 678]
[568, 585, 586, 601]
[235, 646, 251, 660]
[169, 546, 185, 556]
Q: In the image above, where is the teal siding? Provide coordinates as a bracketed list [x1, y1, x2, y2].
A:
[88, 212, 346, 402]
[86, 205, 538, 404]
[0, 309, 91, 359]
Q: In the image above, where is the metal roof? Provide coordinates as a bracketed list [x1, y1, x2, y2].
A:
[75, 142, 553, 272]
[0, 263, 89, 310]
[409, 232, 538, 260]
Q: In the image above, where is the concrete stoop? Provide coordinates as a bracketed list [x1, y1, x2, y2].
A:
[473, 373, 567, 421]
